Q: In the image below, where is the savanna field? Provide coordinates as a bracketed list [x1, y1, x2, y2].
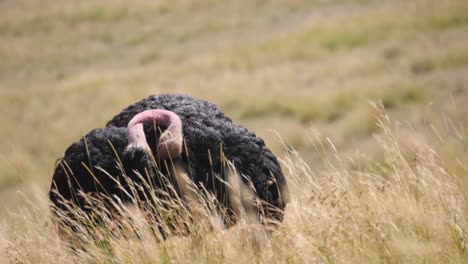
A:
[0, 0, 467, 263]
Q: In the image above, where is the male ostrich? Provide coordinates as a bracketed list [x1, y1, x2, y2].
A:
[49, 110, 184, 231]
[106, 93, 290, 225]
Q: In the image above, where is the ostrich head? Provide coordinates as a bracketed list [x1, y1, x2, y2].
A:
[127, 109, 183, 160]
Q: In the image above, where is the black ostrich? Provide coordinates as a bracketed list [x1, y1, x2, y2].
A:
[50, 93, 290, 235]
[106, 93, 290, 225]
[49, 109, 184, 231]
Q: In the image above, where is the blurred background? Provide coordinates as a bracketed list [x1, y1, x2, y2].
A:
[0, 0, 467, 216]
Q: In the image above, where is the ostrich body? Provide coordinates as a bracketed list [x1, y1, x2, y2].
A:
[106, 93, 290, 224]
[49, 110, 182, 225]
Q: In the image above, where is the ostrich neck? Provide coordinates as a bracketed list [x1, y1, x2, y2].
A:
[127, 110, 182, 152]
[128, 122, 148, 149]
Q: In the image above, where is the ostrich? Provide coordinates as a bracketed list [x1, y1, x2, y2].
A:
[106, 93, 290, 225]
[49, 109, 184, 232]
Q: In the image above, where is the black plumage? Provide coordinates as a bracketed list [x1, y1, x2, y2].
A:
[49, 127, 161, 219]
[50, 93, 289, 234]
[106, 93, 290, 224]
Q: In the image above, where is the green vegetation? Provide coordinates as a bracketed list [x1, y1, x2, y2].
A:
[379, 84, 425, 109]
[412, 49, 468, 74]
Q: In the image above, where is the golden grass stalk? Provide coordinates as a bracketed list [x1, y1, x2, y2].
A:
[1, 103, 467, 263]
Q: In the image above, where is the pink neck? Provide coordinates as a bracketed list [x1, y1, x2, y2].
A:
[127, 109, 183, 159]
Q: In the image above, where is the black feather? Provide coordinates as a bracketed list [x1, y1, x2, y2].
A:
[107, 93, 290, 223]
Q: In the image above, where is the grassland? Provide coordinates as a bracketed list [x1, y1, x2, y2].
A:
[0, 0, 467, 263]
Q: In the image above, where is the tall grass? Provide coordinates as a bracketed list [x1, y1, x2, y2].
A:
[1, 104, 467, 263]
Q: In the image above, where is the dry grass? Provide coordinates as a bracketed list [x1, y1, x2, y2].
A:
[1, 104, 467, 263]
[1, 0, 468, 262]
